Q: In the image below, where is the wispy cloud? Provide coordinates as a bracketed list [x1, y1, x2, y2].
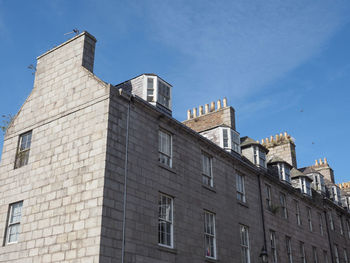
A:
[144, 0, 350, 109]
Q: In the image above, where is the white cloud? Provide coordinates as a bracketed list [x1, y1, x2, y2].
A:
[145, 0, 350, 103]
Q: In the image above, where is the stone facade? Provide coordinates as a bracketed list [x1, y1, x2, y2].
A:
[0, 32, 349, 263]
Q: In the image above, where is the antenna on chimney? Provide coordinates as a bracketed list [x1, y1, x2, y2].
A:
[64, 28, 80, 36]
[27, 64, 36, 75]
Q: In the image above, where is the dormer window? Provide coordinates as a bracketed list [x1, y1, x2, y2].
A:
[146, 76, 171, 109]
[310, 173, 325, 193]
[300, 177, 312, 196]
[253, 146, 266, 168]
[277, 163, 291, 183]
[221, 128, 240, 154]
[343, 196, 350, 210]
[331, 186, 341, 204]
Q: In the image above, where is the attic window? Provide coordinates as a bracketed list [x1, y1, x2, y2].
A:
[277, 163, 290, 183]
[311, 173, 325, 193]
[145, 76, 171, 109]
[221, 128, 240, 154]
[300, 177, 312, 196]
[331, 186, 341, 204]
[253, 146, 266, 168]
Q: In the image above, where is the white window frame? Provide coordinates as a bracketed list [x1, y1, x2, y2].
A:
[270, 230, 278, 263]
[204, 211, 216, 259]
[300, 177, 312, 196]
[307, 207, 313, 232]
[286, 236, 293, 263]
[323, 250, 329, 263]
[300, 241, 306, 263]
[6, 201, 23, 244]
[312, 246, 318, 263]
[253, 146, 266, 168]
[15, 131, 32, 169]
[280, 193, 288, 219]
[295, 200, 302, 226]
[202, 152, 213, 187]
[334, 244, 340, 263]
[329, 212, 334, 231]
[277, 163, 291, 183]
[344, 249, 349, 263]
[220, 127, 241, 154]
[318, 213, 324, 236]
[158, 129, 172, 167]
[240, 225, 251, 263]
[266, 184, 272, 210]
[332, 186, 341, 204]
[144, 76, 172, 109]
[339, 215, 344, 236]
[158, 193, 173, 248]
[236, 174, 246, 203]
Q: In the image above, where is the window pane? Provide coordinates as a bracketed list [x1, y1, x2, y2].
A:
[158, 194, 173, 247]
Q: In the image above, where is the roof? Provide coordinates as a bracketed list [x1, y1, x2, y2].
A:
[291, 168, 312, 180]
[240, 136, 269, 152]
[114, 73, 172, 87]
[299, 167, 319, 174]
[268, 156, 291, 165]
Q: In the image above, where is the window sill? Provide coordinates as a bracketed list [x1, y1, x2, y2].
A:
[158, 163, 176, 174]
[205, 257, 218, 262]
[158, 245, 177, 254]
[237, 200, 249, 208]
[202, 184, 216, 193]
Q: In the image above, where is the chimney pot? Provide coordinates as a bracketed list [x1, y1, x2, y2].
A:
[284, 132, 288, 138]
[193, 108, 197, 118]
[210, 102, 215, 112]
[217, 100, 222, 110]
[319, 158, 323, 165]
[187, 110, 191, 120]
[205, 104, 209, 114]
[199, 106, 203, 116]
[324, 157, 327, 164]
[261, 139, 265, 144]
[315, 159, 318, 166]
[223, 97, 227, 107]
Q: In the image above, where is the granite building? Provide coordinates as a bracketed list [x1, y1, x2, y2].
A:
[0, 32, 349, 263]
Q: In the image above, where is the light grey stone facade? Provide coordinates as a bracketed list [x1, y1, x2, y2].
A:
[0, 32, 349, 263]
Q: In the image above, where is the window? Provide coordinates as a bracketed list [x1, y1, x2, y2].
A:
[300, 177, 312, 196]
[331, 186, 341, 204]
[237, 174, 246, 203]
[285, 236, 293, 263]
[240, 225, 250, 263]
[339, 216, 344, 235]
[307, 207, 313, 232]
[221, 128, 241, 154]
[280, 193, 288, 219]
[311, 173, 325, 193]
[5, 201, 23, 244]
[346, 220, 350, 239]
[147, 77, 155, 102]
[270, 230, 278, 263]
[300, 241, 306, 263]
[323, 250, 329, 263]
[344, 196, 350, 210]
[15, 131, 32, 168]
[312, 246, 318, 263]
[277, 163, 291, 183]
[158, 194, 173, 248]
[295, 200, 301, 226]
[204, 211, 216, 259]
[344, 249, 349, 263]
[266, 184, 272, 210]
[157, 80, 171, 108]
[334, 245, 340, 263]
[329, 212, 334, 231]
[202, 152, 213, 187]
[318, 213, 324, 236]
[158, 130, 172, 167]
[253, 146, 266, 168]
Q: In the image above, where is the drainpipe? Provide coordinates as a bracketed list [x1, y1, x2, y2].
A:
[324, 208, 335, 263]
[257, 172, 268, 262]
[120, 88, 132, 263]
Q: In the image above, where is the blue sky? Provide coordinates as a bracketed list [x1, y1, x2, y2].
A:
[1, 0, 350, 183]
